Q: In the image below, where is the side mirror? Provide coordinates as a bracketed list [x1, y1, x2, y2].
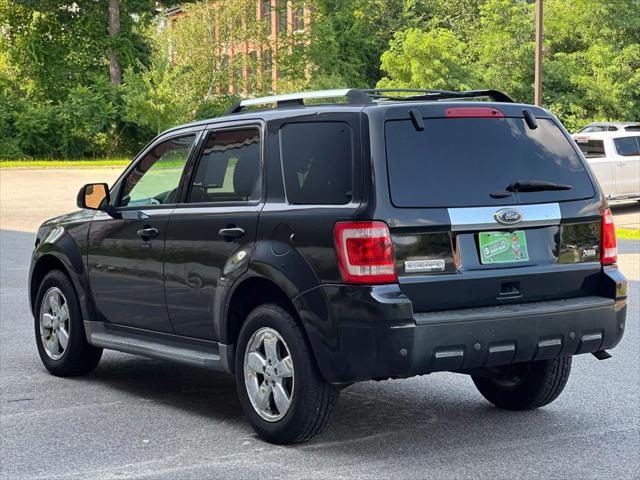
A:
[77, 183, 110, 210]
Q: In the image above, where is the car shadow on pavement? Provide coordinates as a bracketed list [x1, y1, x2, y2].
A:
[76, 352, 566, 455]
[610, 201, 640, 229]
[79, 353, 246, 423]
[610, 202, 639, 214]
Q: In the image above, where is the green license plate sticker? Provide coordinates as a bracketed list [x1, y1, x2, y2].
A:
[479, 230, 529, 264]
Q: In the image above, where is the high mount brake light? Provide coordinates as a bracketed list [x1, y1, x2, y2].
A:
[445, 107, 504, 118]
[333, 221, 397, 284]
[601, 208, 617, 265]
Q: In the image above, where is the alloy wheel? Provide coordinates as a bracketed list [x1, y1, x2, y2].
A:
[243, 327, 295, 422]
[40, 287, 70, 360]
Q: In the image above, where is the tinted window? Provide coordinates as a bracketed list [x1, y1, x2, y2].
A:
[613, 136, 640, 156]
[574, 138, 606, 158]
[280, 122, 353, 205]
[120, 135, 196, 207]
[386, 118, 594, 208]
[188, 129, 261, 203]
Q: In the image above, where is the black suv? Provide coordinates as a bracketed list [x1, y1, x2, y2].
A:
[30, 89, 628, 444]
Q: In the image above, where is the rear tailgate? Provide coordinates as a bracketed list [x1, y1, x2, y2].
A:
[383, 110, 602, 312]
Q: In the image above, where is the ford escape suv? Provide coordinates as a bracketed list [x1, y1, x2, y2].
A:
[30, 89, 628, 444]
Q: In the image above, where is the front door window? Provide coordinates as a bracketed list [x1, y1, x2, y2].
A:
[120, 135, 197, 207]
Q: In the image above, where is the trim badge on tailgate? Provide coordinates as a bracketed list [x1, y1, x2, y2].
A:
[405, 259, 446, 273]
[494, 208, 523, 225]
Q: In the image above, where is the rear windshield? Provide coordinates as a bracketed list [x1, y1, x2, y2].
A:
[385, 117, 595, 208]
[574, 137, 606, 158]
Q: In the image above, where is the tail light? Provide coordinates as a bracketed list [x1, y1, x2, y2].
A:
[601, 208, 617, 265]
[333, 221, 397, 284]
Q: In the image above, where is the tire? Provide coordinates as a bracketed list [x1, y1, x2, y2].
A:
[472, 356, 572, 411]
[34, 270, 102, 377]
[235, 304, 339, 444]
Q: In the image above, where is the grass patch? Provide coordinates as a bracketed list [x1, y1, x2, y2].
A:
[616, 229, 640, 240]
[0, 158, 130, 168]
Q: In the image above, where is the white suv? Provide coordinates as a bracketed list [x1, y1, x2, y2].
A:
[573, 131, 640, 202]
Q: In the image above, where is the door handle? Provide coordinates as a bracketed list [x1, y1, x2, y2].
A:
[616, 161, 626, 166]
[136, 227, 159, 239]
[218, 227, 246, 239]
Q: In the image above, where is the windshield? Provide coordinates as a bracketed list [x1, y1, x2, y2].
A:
[385, 117, 595, 207]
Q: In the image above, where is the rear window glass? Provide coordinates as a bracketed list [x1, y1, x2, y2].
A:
[280, 122, 353, 205]
[188, 128, 261, 203]
[580, 125, 617, 133]
[574, 137, 606, 158]
[613, 136, 640, 156]
[385, 117, 594, 208]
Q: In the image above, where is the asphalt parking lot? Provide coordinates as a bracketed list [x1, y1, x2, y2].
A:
[0, 168, 639, 479]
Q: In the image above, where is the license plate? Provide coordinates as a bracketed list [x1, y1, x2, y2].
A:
[479, 230, 529, 264]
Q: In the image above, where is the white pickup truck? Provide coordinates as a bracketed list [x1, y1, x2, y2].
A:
[573, 131, 640, 202]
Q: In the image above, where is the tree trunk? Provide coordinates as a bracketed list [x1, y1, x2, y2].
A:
[108, 0, 121, 85]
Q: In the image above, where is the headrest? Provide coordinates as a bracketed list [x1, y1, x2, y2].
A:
[233, 149, 260, 199]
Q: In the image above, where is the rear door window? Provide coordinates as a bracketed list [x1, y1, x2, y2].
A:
[280, 122, 353, 205]
[613, 136, 640, 157]
[385, 117, 595, 208]
[187, 128, 261, 203]
[574, 138, 606, 158]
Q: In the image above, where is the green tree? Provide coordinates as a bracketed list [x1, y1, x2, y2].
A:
[308, 0, 435, 88]
[121, 55, 193, 135]
[377, 0, 640, 131]
[378, 28, 476, 90]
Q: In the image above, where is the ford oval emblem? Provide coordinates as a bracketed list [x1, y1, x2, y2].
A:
[494, 208, 523, 225]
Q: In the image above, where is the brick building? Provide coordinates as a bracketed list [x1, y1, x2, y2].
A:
[165, 1, 311, 95]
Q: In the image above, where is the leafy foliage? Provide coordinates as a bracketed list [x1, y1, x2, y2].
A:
[121, 55, 193, 135]
[377, 0, 640, 131]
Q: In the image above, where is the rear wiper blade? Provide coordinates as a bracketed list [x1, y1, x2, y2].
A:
[507, 180, 573, 192]
[490, 180, 572, 198]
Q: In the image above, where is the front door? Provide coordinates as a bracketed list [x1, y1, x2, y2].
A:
[612, 135, 640, 195]
[164, 126, 263, 340]
[88, 133, 199, 332]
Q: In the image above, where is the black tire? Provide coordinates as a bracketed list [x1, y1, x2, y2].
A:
[472, 356, 572, 411]
[235, 304, 339, 444]
[34, 270, 102, 377]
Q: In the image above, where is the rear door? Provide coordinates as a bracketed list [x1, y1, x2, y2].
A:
[163, 123, 263, 340]
[379, 108, 602, 312]
[611, 135, 640, 195]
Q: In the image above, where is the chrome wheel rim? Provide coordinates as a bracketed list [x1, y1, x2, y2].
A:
[244, 327, 294, 422]
[40, 287, 70, 360]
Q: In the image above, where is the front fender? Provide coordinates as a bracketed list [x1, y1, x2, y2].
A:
[29, 225, 93, 323]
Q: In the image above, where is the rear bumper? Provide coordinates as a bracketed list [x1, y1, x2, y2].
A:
[294, 267, 627, 384]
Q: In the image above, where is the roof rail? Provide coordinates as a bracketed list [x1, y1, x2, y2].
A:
[225, 89, 371, 114]
[225, 88, 514, 114]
